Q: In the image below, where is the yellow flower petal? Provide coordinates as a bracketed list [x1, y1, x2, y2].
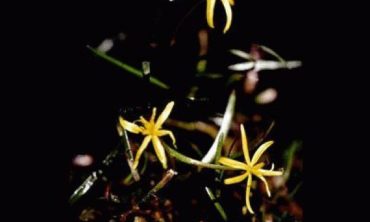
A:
[155, 101, 175, 129]
[133, 136, 152, 169]
[119, 116, 143, 134]
[240, 124, 251, 165]
[250, 162, 265, 177]
[228, 0, 235, 6]
[224, 172, 249, 184]
[206, 0, 216, 29]
[251, 141, 274, 165]
[253, 162, 265, 170]
[157, 130, 176, 144]
[245, 174, 255, 214]
[255, 174, 271, 197]
[139, 116, 150, 128]
[218, 157, 247, 170]
[152, 136, 168, 169]
[150, 107, 157, 123]
[220, 0, 232, 33]
[259, 169, 283, 176]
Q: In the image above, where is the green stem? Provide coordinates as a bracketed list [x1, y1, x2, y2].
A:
[163, 142, 238, 171]
[87, 45, 169, 89]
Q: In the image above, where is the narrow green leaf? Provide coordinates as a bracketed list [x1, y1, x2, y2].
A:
[87, 45, 169, 89]
[195, 72, 224, 79]
[202, 91, 236, 163]
[283, 140, 302, 181]
[252, 121, 275, 148]
[205, 187, 228, 221]
[189, 143, 204, 158]
[288, 181, 302, 199]
[140, 152, 149, 175]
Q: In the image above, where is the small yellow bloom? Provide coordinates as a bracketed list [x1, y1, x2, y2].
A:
[119, 101, 176, 170]
[206, 0, 235, 33]
[219, 124, 283, 214]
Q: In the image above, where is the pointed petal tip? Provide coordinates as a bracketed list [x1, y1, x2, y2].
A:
[266, 140, 274, 146]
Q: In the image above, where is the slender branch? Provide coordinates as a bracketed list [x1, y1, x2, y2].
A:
[140, 169, 178, 204]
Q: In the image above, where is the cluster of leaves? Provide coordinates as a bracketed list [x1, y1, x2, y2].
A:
[69, 54, 302, 221]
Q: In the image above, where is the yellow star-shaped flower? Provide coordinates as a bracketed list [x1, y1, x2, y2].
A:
[206, 0, 235, 33]
[119, 101, 176, 170]
[219, 124, 283, 214]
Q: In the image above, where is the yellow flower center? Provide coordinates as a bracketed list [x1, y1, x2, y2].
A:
[245, 162, 265, 175]
[143, 123, 157, 136]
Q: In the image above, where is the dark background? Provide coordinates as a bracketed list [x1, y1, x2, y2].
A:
[58, 0, 303, 155]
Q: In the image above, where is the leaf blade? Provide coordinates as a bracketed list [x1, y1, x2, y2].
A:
[87, 46, 169, 89]
[201, 91, 236, 163]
